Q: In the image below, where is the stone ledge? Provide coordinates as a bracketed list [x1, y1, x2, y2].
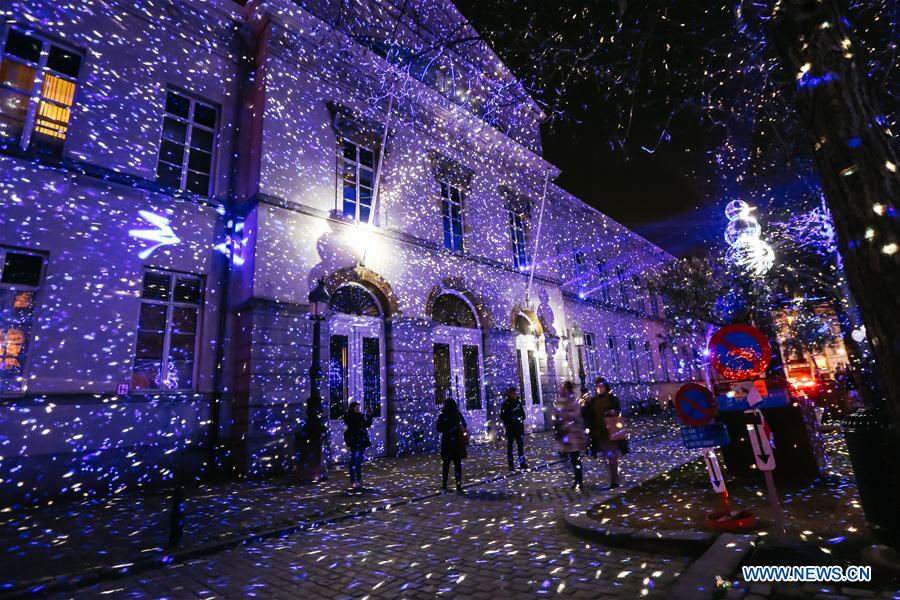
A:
[562, 511, 716, 556]
[668, 533, 758, 600]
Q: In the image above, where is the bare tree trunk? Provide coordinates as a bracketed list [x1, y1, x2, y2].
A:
[771, 0, 900, 432]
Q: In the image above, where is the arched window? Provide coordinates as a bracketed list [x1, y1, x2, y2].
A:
[515, 313, 533, 336]
[432, 293, 478, 329]
[329, 284, 382, 317]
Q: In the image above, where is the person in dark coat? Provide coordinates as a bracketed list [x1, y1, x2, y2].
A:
[582, 377, 622, 488]
[343, 402, 373, 488]
[436, 398, 468, 492]
[500, 386, 528, 470]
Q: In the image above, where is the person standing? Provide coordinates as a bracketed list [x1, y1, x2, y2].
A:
[500, 387, 528, 470]
[436, 398, 468, 492]
[343, 402, 373, 489]
[583, 377, 622, 488]
[553, 381, 587, 490]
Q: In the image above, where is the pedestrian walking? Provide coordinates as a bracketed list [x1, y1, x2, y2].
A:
[343, 401, 373, 489]
[553, 381, 587, 490]
[583, 377, 623, 488]
[500, 386, 528, 470]
[436, 398, 468, 492]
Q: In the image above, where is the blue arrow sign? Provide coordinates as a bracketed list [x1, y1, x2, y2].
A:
[681, 423, 731, 449]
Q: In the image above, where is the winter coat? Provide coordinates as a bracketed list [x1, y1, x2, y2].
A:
[343, 411, 373, 451]
[436, 408, 468, 460]
[499, 396, 526, 436]
[583, 392, 622, 454]
[553, 389, 586, 453]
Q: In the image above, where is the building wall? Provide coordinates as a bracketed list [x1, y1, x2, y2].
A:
[0, 0, 705, 505]
[0, 0, 242, 504]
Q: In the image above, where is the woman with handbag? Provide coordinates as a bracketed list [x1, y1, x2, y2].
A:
[553, 381, 587, 490]
[436, 398, 468, 492]
[583, 377, 623, 488]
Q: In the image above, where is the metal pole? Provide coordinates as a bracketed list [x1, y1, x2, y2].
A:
[763, 470, 786, 539]
[300, 315, 326, 482]
[525, 169, 551, 306]
[368, 93, 394, 229]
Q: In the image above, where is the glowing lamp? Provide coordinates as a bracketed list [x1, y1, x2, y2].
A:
[308, 278, 330, 318]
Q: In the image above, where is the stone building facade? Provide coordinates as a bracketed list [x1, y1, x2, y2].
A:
[0, 0, 704, 505]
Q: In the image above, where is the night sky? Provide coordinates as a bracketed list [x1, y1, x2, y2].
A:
[452, 1, 806, 259]
[539, 103, 720, 258]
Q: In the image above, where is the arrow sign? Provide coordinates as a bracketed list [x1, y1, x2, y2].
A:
[745, 409, 775, 471]
[704, 450, 726, 493]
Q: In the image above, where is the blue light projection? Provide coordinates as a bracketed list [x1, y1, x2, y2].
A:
[128, 210, 181, 260]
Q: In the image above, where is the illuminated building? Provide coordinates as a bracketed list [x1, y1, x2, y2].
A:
[0, 0, 703, 505]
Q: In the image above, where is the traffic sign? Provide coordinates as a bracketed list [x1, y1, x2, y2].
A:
[718, 384, 789, 411]
[674, 383, 717, 426]
[745, 409, 775, 471]
[681, 423, 730, 449]
[708, 324, 771, 380]
[704, 450, 726, 493]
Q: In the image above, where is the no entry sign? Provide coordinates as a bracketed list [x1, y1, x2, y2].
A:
[708, 324, 771, 380]
[674, 383, 717, 427]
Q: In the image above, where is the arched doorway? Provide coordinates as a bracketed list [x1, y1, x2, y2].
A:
[327, 282, 387, 460]
[514, 311, 545, 431]
[431, 292, 487, 438]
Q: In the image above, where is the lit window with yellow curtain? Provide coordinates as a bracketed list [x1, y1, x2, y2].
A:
[0, 29, 81, 157]
[33, 74, 75, 140]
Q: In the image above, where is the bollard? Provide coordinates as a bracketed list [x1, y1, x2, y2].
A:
[168, 486, 185, 548]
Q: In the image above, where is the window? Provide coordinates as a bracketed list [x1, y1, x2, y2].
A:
[643, 341, 655, 381]
[131, 269, 203, 391]
[616, 267, 628, 308]
[527, 349, 541, 405]
[0, 29, 81, 156]
[606, 335, 621, 381]
[156, 90, 218, 195]
[362, 337, 380, 415]
[509, 206, 528, 271]
[574, 251, 586, 277]
[583, 332, 600, 380]
[659, 343, 672, 381]
[440, 181, 464, 252]
[432, 293, 478, 328]
[626, 338, 640, 381]
[433, 343, 452, 404]
[329, 334, 349, 418]
[596, 261, 611, 304]
[340, 139, 375, 222]
[0, 247, 44, 395]
[632, 277, 645, 312]
[462, 344, 481, 410]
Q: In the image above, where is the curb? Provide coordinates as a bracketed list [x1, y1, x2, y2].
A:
[562, 512, 716, 556]
[1, 456, 567, 599]
[667, 533, 758, 599]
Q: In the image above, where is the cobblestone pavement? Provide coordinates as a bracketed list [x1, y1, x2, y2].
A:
[59, 414, 698, 599]
[1, 414, 679, 593]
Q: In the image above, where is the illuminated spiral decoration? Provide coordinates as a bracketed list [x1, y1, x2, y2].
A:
[724, 200, 774, 277]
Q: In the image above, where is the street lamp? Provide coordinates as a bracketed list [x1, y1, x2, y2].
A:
[297, 278, 330, 483]
[572, 325, 586, 394]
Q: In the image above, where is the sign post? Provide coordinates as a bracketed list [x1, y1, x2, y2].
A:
[745, 408, 785, 538]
